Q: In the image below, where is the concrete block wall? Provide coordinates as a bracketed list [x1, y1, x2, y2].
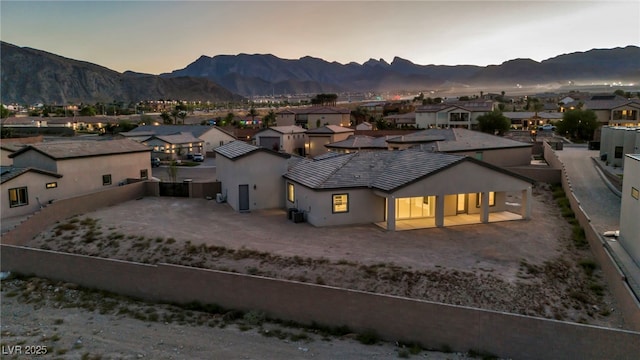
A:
[1, 245, 639, 360]
[1, 181, 149, 245]
[544, 142, 640, 329]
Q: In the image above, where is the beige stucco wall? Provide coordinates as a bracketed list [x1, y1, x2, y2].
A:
[287, 184, 385, 227]
[415, 112, 437, 129]
[600, 127, 640, 167]
[1, 171, 63, 218]
[276, 113, 296, 127]
[620, 155, 640, 264]
[256, 129, 305, 155]
[217, 152, 288, 212]
[201, 129, 236, 152]
[307, 113, 350, 129]
[52, 152, 151, 197]
[393, 161, 531, 197]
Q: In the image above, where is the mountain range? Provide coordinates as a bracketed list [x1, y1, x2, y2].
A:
[1, 41, 639, 105]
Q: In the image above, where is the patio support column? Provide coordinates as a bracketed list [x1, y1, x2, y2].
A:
[521, 186, 532, 219]
[387, 196, 396, 231]
[481, 192, 490, 223]
[435, 195, 445, 227]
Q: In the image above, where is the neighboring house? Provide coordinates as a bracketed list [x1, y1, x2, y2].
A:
[276, 107, 351, 129]
[305, 125, 354, 158]
[121, 125, 236, 154]
[562, 95, 640, 139]
[143, 133, 204, 160]
[599, 126, 640, 168]
[254, 126, 307, 155]
[355, 121, 373, 131]
[3, 139, 151, 219]
[383, 112, 416, 128]
[0, 116, 120, 131]
[326, 128, 533, 168]
[0, 136, 44, 166]
[502, 112, 564, 130]
[1, 166, 63, 218]
[325, 135, 391, 153]
[619, 154, 640, 265]
[415, 100, 495, 129]
[214, 141, 291, 212]
[284, 149, 533, 230]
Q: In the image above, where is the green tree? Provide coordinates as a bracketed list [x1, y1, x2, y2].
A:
[177, 111, 187, 124]
[167, 161, 178, 182]
[555, 109, 598, 141]
[248, 107, 258, 126]
[160, 112, 172, 125]
[223, 112, 235, 127]
[79, 105, 96, 116]
[263, 109, 276, 128]
[170, 109, 180, 124]
[1, 105, 10, 119]
[613, 89, 625, 97]
[477, 110, 511, 135]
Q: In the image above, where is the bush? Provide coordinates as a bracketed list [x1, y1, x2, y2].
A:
[356, 329, 380, 345]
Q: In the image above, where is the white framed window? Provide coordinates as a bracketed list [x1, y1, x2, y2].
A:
[8, 187, 28, 207]
[332, 193, 349, 213]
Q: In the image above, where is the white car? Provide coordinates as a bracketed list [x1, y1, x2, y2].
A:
[538, 124, 556, 131]
[192, 153, 204, 162]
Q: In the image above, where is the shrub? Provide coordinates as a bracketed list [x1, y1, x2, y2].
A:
[356, 329, 380, 345]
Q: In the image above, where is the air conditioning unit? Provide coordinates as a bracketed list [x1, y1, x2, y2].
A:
[216, 193, 225, 203]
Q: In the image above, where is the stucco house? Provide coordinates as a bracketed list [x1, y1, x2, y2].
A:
[305, 125, 354, 158]
[502, 112, 564, 130]
[142, 133, 204, 160]
[326, 128, 533, 168]
[415, 100, 495, 129]
[562, 95, 640, 140]
[619, 154, 640, 265]
[214, 141, 292, 212]
[254, 126, 307, 155]
[2, 139, 151, 219]
[599, 126, 640, 168]
[121, 125, 236, 154]
[276, 107, 351, 129]
[284, 149, 533, 231]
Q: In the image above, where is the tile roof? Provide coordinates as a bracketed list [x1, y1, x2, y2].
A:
[126, 125, 235, 139]
[214, 140, 290, 160]
[152, 132, 203, 144]
[325, 135, 389, 149]
[502, 112, 564, 120]
[277, 106, 350, 115]
[306, 125, 355, 134]
[416, 100, 494, 113]
[8, 139, 151, 160]
[1, 166, 62, 184]
[257, 125, 307, 135]
[284, 149, 466, 192]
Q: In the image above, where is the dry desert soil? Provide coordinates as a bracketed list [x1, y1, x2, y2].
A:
[0, 183, 629, 359]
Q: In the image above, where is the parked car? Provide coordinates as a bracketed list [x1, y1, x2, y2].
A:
[193, 153, 204, 162]
[151, 157, 161, 167]
[538, 124, 556, 131]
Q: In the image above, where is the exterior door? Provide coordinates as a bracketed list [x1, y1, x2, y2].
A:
[239, 184, 250, 212]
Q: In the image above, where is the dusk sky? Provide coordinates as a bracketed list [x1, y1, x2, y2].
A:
[1, 0, 638, 75]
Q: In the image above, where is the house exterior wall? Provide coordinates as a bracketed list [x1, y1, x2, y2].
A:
[620, 155, 640, 264]
[217, 152, 288, 212]
[1, 172, 63, 218]
[307, 113, 350, 129]
[415, 112, 437, 129]
[12, 151, 58, 172]
[256, 129, 305, 154]
[276, 113, 296, 127]
[53, 152, 151, 197]
[393, 161, 531, 198]
[599, 127, 640, 168]
[200, 129, 236, 152]
[287, 185, 385, 227]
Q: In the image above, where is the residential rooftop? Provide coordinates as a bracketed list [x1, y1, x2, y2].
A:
[9, 139, 151, 160]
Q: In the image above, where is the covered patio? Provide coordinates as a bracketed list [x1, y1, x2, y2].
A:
[376, 210, 523, 231]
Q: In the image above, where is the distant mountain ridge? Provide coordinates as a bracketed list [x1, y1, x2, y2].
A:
[0, 42, 244, 105]
[2, 41, 639, 104]
[164, 46, 640, 96]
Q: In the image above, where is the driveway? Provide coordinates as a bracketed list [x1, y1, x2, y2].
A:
[556, 145, 621, 234]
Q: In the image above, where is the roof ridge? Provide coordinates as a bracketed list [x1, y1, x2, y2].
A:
[315, 152, 357, 187]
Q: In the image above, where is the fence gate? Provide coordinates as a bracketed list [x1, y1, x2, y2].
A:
[159, 182, 190, 197]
